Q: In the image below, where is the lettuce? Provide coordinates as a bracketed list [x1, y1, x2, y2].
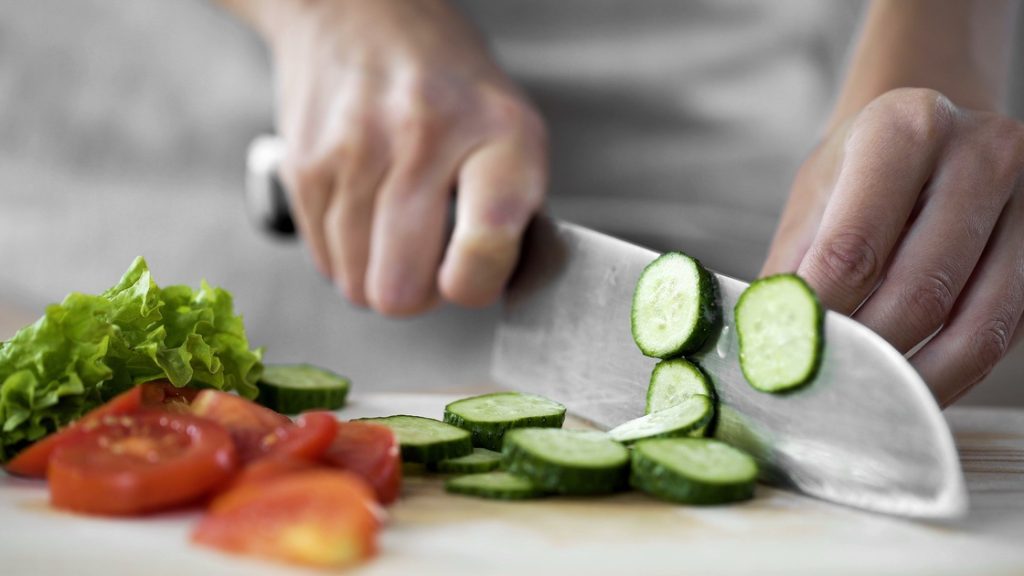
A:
[0, 257, 263, 461]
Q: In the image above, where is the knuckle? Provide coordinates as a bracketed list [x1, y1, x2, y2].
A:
[391, 76, 453, 135]
[902, 270, 957, 332]
[405, 73, 458, 114]
[282, 160, 326, 201]
[809, 231, 881, 293]
[323, 198, 347, 230]
[325, 139, 360, 172]
[485, 91, 546, 137]
[970, 316, 1013, 379]
[473, 187, 543, 234]
[395, 103, 442, 142]
[873, 88, 954, 145]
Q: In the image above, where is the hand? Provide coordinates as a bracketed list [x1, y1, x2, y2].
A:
[763, 88, 1024, 406]
[258, 0, 547, 315]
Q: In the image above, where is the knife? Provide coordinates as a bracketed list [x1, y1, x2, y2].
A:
[245, 135, 967, 519]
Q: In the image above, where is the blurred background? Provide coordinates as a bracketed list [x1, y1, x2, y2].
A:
[0, 0, 1021, 405]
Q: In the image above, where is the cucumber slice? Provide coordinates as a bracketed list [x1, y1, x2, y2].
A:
[356, 415, 472, 464]
[631, 252, 719, 359]
[503, 429, 629, 495]
[255, 364, 350, 414]
[445, 471, 546, 500]
[444, 392, 567, 450]
[609, 394, 712, 444]
[430, 448, 504, 474]
[630, 438, 757, 505]
[646, 359, 715, 437]
[735, 274, 824, 393]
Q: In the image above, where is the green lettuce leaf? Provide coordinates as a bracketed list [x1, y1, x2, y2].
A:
[0, 257, 263, 461]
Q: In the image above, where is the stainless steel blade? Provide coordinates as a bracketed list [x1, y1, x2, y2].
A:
[492, 217, 967, 518]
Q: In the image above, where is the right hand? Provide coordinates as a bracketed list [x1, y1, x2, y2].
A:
[256, 0, 548, 315]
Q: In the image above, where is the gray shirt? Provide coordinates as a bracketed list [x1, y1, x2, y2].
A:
[456, 0, 864, 276]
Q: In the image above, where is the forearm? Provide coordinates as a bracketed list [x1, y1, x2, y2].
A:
[829, 0, 1020, 130]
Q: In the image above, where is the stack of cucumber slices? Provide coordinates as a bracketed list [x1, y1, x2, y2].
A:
[299, 252, 822, 508]
[358, 389, 759, 505]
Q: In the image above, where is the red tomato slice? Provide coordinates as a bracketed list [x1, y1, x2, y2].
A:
[322, 421, 402, 505]
[4, 381, 202, 478]
[225, 456, 322, 493]
[48, 410, 238, 516]
[263, 411, 338, 461]
[190, 390, 291, 462]
[139, 380, 199, 412]
[4, 385, 145, 478]
[194, 470, 379, 569]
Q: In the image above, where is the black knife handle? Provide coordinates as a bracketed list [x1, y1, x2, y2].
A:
[245, 135, 296, 236]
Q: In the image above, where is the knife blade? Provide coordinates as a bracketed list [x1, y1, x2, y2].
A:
[493, 217, 967, 518]
[244, 135, 967, 519]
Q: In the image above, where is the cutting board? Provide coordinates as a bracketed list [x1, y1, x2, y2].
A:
[1, 393, 1022, 576]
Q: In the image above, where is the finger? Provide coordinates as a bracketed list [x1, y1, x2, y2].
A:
[761, 131, 850, 277]
[280, 150, 333, 278]
[797, 91, 952, 314]
[322, 132, 388, 307]
[760, 158, 835, 276]
[911, 192, 1024, 407]
[278, 81, 335, 279]
[364, 120, 455, 316]
[852, 145, 1010, 352]
[439, 129, 546, 308]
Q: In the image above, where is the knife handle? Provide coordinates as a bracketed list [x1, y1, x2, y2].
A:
[245, 136, 296, 236]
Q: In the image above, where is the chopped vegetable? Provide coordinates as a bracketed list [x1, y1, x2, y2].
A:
[631, 251, 719, 359]
[445, 471, 546, 500]
[646, 358, 715, 436]
[735, 273, 824, 393]
[191, 390, 337, 463]
[646, 359, 714, 413]
[503, 429, 629, 495]
[194, 470, 379, 569]
[356, 415, 472, 464]
[431, 447, 504, 474]
[0, 257, 263, 462]
[256, 364, 350, 414]
[4, 385, 146, 478]
[226, 456, 321, 492]
[263, 411, 339, 461]
[322, 421, 402, 505]
[48, 411, 239, 516]
[609, 394, 713, 445]
[630, 438, 757, 505]
[444, 392, 566, 450]
[190, 389, 291, 462]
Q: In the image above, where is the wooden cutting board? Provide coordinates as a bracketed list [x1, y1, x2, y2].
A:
[1, 393, 1022, 576]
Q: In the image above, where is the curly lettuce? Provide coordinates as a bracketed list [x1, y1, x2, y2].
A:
[0, 257, 263, 461]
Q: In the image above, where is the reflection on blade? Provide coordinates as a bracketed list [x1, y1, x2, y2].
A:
[492, 217, 966, 518]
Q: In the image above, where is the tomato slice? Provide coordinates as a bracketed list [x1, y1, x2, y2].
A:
[194, 470, 379, 569]
[190, 390, 291, 462]
[139, 380, 199, 412]
[225, 456, 322, 493]
[48, 410, 238, 516]
[322, 421, 402, 505]
[4, 381, 202, 478]
[4, 385, 146, 478]
[263, 411, 338, 461]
